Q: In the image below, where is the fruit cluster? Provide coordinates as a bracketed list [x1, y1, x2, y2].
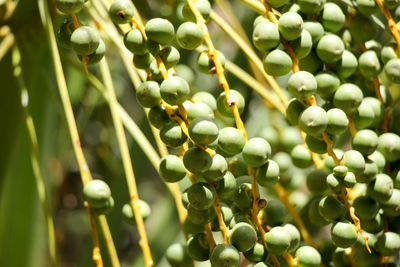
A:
[53, 0, 400, 266]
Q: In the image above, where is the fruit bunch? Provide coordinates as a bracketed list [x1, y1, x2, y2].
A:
[44, 0, 400, 266]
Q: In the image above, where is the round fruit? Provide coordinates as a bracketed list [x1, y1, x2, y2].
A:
[165, 243, 192, 267]
[316, 34, 344, 64]
[291, 30, 313, 59]
[278, 12, 304, 41]
[299, 106, 328, 137]
[148, 106, 170, 129]
[286, 98, 307, 126]
[377, 132, 400, 162]
[333, 83, 363, 114]
[124, 29, 147, 55]
[183, 147, 212, 173]
[353, 196, 380, 220]
[242, 137, 271, 167]
[160, 122, 187, 147]
[215, 171, 237, 200]
[263, 49, 293, 76]
[80, 39, 105, 64]
[255, 160, 280, 187]
[192, 91, 217, 111]
[321, 3, 345, 33]
[357, 0, 379, 14]
[290, 144, 313, 168]
[315, 71, 340, 100]
[133, 53, 153, 69]
[252, 20, 280, 52]
[326, 108, 348, 135]
[187, 182, 215, 210]
[187, 233, 209, 261]
[57, 18, 82, 48]
[381, 189, 400, 216]
[160, 76, 190, 105]
[216, 90, 245, 117]
[264, 226, 291, 255]
[298, 0, 325, 14]
[202, 154, 228, 182]
[229, 222, 257, 252]
[70, 26, 100, 56]
[375, 232, 400, 256]
[159, 46, 180, 69]
[318, 194, 346, 221]
[176, 22, 203, 50]
[264, 199, 288, 226]
[305, 134, 327, 154]
[188, 118, 218, 146]
[218, 127, 246, 156]
[352, 129, 378, 156]
[350, 14, 378, 42]
[145, 18, 175, 45]
[287, 71, 317, 100]
[295, 246, 321, 267]
[159, 155, 186, 183]
[306, 169, 329, 196]
[283, 224, 301, 252]
[331, 221, 358, 248]
[342, 150, 366, 177]
[136, 81, 161, 108]
[108, 0, 134, 24]
[122, 200, 151, 224]
[83, 179, 111, 208]
[303, 21, 324, 44]
[336, 50, 358, 79]
[55, 0, 85, 14]
[210, 244, 240, 267]
[359, 50, 381, 78]
[182, 0, 211, 22]
[243, 243, 267, 262]
[196, 50, 225, 74]
[367, 173, 394, 202]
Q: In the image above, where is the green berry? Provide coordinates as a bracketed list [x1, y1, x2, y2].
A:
[316, 34, 344, 64]
[364, 97, 384, 127]
[176, 22, 203, 50]
[55, 0, 85, 14]
[315, 71, 340, 100]
[148, 106, 170, 129]
[57, 18, 82, 48]
[242, 137, 271, 167]
[357, 0, 379, 14]
[263, 49, 293, 76]
[321, 3, 345, 33]
[196, 50, 225, 74]
[376, 232, 400, 255]
[216, 90, 245, 117]
[326, 173, 342, 193]
[367, 173, 394, 202]
[299, 51, 323, 74]
[136, 81, 161, 108]
[215, 171, 237, 200]
[377, 132, 400, 162]
[352, 129, 378, 156]
[326, 108, 348, 135]
[166, 243, 192, 267]
[192, 91, 217, 111]
[318, 194, 346, 221]
[384, 58, 400, 83]
[264, 226, 291, 255]
[286, 98, 307, 126]
[357, 159, 378, 184]
[243, 243, 268, 262]
[70, 26, 100, 56]
[381, 46, 398, 64]
[79, 38, 105, 64]
[353, 196, 380, 220]
[255, 160, 280, 187]
[336, 50, 358, 79]
[331, 221, 358, 248]
[299, 106, 328, 137]
[218, 127, 246, 156]
[159, 46, 180, 69]
[303, 21, 324, 44]
[160, 122, 187, 147]
[342, 150, 366, 177]
[188, 118, 218, 146]
[203, 154, 228, 182]
[183, 147, 212, 173]
[187, 233, 209, 261]
[264, 199, 288, 227]
[187, 182, 215, 210]
[291, 144, 313, 169]
[108, 0, 134, 24]
[234, 182, 253, 210]
[295, 246, 321, 267]
[305, 134, 327, 154]
[122, 200, 151, 224]
[83, 179, 111, 208]
[133, 53, 153, 69]
[333, 83, 363, 114]
[288, 71, 317, 100]
[229, 222, 257, 252]
[268, 0, 290, 7]
[93, 196, 114, 215]
[159, 155, 186, 183]
[283, 224, 301, 252]
[182, 0, 211, 22]
[187, 204, 215, 225]
[252, 20, 280, 52]
[160, 76, 190, 105]
[124, 29, 147, 55]
[370, 150, 386, 172]
[278, 12, 304, 41]
[291, 30, 313, 59]
[381, 188, 400, 216]
[308, 198, 330, 226]
[298, 0, 326, 14]
[210, 244, 240, 267]
[350, 14, 378, 43]
[361, 213, 384, 233]
[145, 18, 175, 45]
[359, 50, 381, 78]
[187, 102, 214, 121]
[306, 169, 329, 196]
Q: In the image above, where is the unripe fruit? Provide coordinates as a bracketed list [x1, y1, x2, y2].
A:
[70, 26, 100, 56]
[108, 0, 134, 24]
[83, 179, 111, 208]
[188, 118, 218, 146]
[176, 22, 203, 50]
[216, 90, 245, 117]
[183, 147, 212, 173]
[56, 0, 86, 14]
[159, 155, 186, 183]
[278, 12, 303, 41]
[210, 244, 240, 267]
[122, 200, 151, 224]
[331, 221, 358, 248]
[242, 137, 271, 167]
[264, 226, 291, 255]
[229, 222, 257, 252]
[160, 76, 190, 105]
[145, 18, 175, 45]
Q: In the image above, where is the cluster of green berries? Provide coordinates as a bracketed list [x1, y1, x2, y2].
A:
[55, 0, 400, 265]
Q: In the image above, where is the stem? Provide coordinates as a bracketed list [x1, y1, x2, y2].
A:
[238, 0, 267, 14]
[283, 253, 295, 267]
[212, 186, 229, 243]
[210, 11, 288, 107]
[88, 207, 103, 267]
[375, 0, 400, 54]
[12, 46, 59, 267]
[99, 58, 154, 266]
[37, 1, 119, 265]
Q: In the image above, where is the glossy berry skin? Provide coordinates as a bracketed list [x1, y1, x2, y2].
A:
[218, 127, 246, 156]
[183, 147, 212, 173]
[188, 118, 218, 146]
[165, 243, 192, 267]
[243, 243, 267, 262]
[321, 3, 345, 33]
[187, 102, 214, 121]
[290, 144, 313, 168]
[352, 129, 378, 156]
[381, 46, 398, 64]
[252, 20, 280, 52]
[316, 34, 344, 63]
[160, 76, 190, 105]
[136, 81, 161, 108]
[381, 189, 400, 216]
[202, 154, 228, 182]
[291, 30, 312, 59]
[83, 179, 111, 208]
[210, 244, 240, 267]
[187, 182, 215, 210]
[148, 106, 170, 129]
[93, 196, 114, 215]
[196, 50, 225, 74]
[303, 21, 324, 44]
[377, 132, 400, 162]
[133, 53, 153, 69]
[215, 171, 237, 200]
[350, 14, 378, 43]
[187, 233, 209, 261]
[187, 205, 215, 225]
[318, 195, 346, 221]
[108, 0, 134, 24]
[337, 50, 358, 79]
[57, 18, 82, 48]
[263, 199, 288, 226]
[216, 90, 245, 117]
[122, 200, 151, 224]
[70, 26, 100, 56]
[353, 196, 380, 220]
[359, 50, 381, 78]
[298, 0, 325, 14]
[160, 122, 187, 147]
[242, 137, 271, 167]
[286, 98, 306, 126]
[182, 0, 211, 22]
[79, 39, 105, 65]
[295, 246, 321, 267]
[305, 134, 327, 154]
[333, 83, 363, 114]
[255, 160, 280, 187]
[342, 150, 365, 177]
[145, 18, 175, 45]
[375, 232, 400, 256]
[124, 29, 147, 55]
[306, 169, 329, 196]
[159, 46, 180, 69]
[283, 224, 301, 252]
[308, 199, 330, 226]
[192, 91, 217, 111]
[288, 71, 317, 100]
[299, 106, 328, 137]
[159, 155, 186, 183]
[55, 0, 86, 14]
[331, 221, 358, 248]
[229, 222, 257, 252]
[278, 12, 303, 41]
[264, 226, 291, 255]
[263, 49, 293, 76]
[176, 22, 203, 50]
[315, 71, 340, 100]
[367, 173, 394, 202]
